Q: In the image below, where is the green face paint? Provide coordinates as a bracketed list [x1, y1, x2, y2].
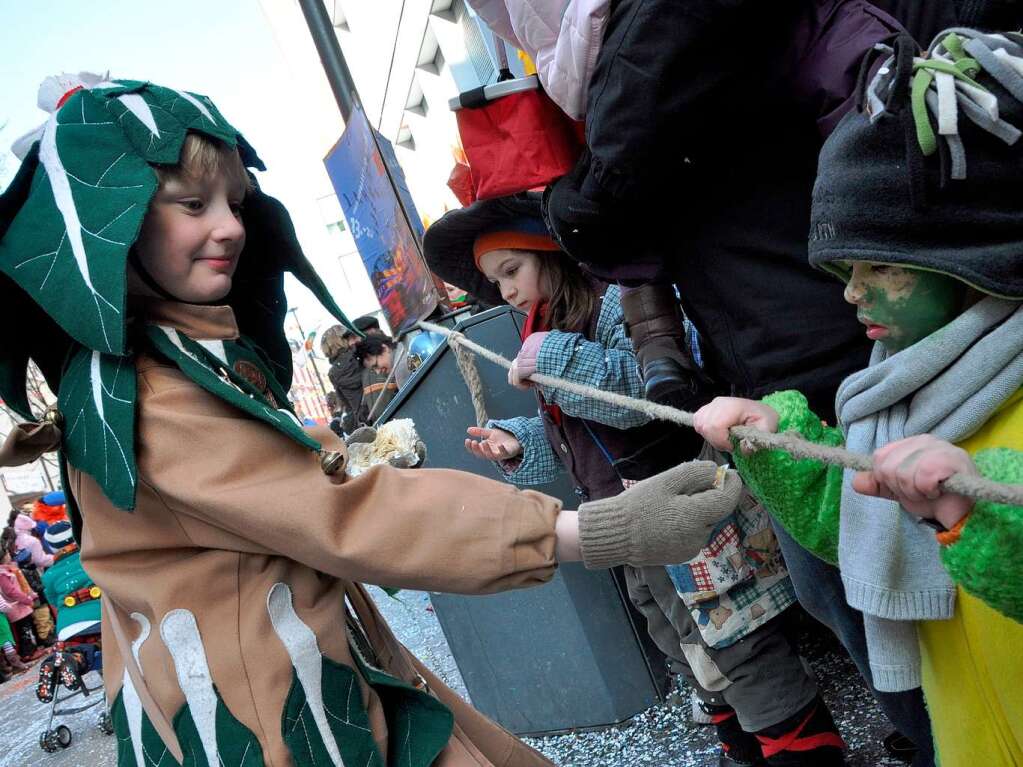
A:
[843, 263, 965, 352]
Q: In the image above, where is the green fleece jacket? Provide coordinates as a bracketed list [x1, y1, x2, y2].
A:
[734, 390, 1023, 623]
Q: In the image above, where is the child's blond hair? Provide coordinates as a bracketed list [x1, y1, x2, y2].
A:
[156, 133, 252, 193]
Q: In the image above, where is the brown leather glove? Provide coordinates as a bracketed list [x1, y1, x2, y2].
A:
[578, 460, 743, 569]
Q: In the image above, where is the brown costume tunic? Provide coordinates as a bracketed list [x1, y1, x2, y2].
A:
[70, 301, 560, 766]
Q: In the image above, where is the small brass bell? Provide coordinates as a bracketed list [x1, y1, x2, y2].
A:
[320, 450, 346, 476]
[43, 406, 64, 430]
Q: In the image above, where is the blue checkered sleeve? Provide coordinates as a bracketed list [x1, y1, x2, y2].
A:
[485, 415, 564, 486]
[534, 286, 650, 429]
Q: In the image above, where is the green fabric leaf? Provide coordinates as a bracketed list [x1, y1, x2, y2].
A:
[145, 325, 320, 452]
[0, 88, 155, 355]
[224, 337, 293, 413]
[58, 345, 137, 510]
[90, 81, 239, 166]
[281, 657, 384, 767]
[173, 685, 264, 767]
[110, 689, 181, 767]
[351, 654, 454, 767]
[0, 81, 246, 357]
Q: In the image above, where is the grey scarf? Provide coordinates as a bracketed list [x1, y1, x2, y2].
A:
[835, 297, 1023, 691]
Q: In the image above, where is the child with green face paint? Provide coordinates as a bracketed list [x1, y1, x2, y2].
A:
[694, 29, 1023, 767]
[839, 263, 968, 351]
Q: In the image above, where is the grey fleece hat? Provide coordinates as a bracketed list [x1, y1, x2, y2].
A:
[809, 29, 1023, 298]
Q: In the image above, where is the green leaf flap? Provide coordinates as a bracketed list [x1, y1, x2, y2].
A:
[0, 80, 248, 358]
[91, 81, 239, 165]
[58, 346, 137, 510]
[351, 654, 454, 767]
[145, 326, 320, 453]
[281, 657, 384, 767]
[225, 337, 293, 413]
[110, 689, 182, 767]
[173, 685, 264, 767]
[0, 88, 155, 355]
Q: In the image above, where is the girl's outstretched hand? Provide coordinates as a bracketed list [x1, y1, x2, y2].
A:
[465, 426, 523, 462]
[694, 397, 780, 452]
[852, 434, 978, 530]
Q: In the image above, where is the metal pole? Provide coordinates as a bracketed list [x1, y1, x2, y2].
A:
[297, 0, 360, 123]
[297, 0, 443, 320]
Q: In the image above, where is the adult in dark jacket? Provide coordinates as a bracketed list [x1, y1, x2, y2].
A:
[872, 0, 1023, 46]
[543, 0, 903, 417]
[322, 314, 381, 431]
[538, 2, 956, 764]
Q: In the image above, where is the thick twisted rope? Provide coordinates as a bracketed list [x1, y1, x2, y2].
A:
[451, 343, 489, 427]
[419, 320, 1023, 508]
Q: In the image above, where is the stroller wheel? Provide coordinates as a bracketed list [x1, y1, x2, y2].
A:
[39, 731, 59, 753]
[99, 712, 115, 735]
[55, 725, 72, 749]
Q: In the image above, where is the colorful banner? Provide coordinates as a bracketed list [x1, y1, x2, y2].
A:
[324, 108, 439, 334]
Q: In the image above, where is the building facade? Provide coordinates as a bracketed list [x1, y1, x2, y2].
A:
[260, 0, 523, 234]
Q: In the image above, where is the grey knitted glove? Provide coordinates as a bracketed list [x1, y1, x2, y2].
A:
[578, 460, 743, 569]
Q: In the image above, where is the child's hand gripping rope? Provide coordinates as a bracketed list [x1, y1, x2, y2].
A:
[421, 320, 1023, 510]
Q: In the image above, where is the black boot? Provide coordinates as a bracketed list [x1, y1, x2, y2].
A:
[755, 696, 846, 766]
[882, 731, 919, 764]
[703, 703, 766, 766]
[619, 282, 715, 408]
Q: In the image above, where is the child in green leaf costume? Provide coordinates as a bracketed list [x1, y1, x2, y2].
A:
[694, 29, 1023, 766]
[0, 73, 742, 767]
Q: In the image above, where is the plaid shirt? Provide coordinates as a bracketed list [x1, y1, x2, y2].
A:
[490, 285, 650, 486]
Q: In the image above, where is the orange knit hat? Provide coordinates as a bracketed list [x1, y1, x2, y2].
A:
[472, 228, 560, 270]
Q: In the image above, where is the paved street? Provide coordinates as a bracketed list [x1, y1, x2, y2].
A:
[0, 587, 903, 766]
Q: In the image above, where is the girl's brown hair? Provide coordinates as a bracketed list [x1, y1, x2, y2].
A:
[537, 252, 597, 333]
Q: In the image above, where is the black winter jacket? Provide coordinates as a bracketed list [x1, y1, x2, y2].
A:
[328, 350, 363, 427]
[554, 0, 909, 419]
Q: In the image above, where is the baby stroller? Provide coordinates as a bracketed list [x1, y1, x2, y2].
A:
[34, 615, 112, 753]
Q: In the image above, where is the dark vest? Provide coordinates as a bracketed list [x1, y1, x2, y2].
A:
[539, 286, 704, 503]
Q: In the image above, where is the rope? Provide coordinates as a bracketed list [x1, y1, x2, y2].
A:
[419, 320, 1023, 508]
[452, 342, 489, 427]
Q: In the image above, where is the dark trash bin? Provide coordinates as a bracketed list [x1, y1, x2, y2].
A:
[380, 305, 670, 735]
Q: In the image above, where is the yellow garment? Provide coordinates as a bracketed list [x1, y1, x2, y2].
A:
[918, 388, 1023, 766]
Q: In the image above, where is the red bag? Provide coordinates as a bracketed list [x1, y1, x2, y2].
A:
[452, 76, 583, 201]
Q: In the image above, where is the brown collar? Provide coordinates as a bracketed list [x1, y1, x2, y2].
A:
[132, 299, 240, 341]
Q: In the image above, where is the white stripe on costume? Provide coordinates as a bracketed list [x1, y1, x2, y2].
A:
[267, 583, 347, 767]
[116, 94, 161, 138]
[121, 613, 152, 767]
[160, 610, 220, 767]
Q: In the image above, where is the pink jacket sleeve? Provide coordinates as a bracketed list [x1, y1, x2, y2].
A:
[0, 572, 32, 606]
[23, 537, 53, 570]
